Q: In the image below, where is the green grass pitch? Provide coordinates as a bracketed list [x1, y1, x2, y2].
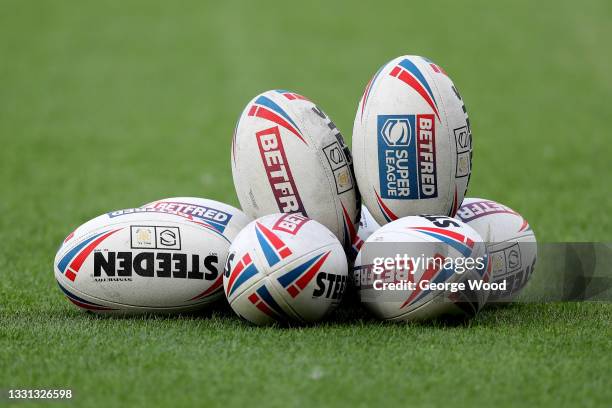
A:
[1, 0, 611, 407]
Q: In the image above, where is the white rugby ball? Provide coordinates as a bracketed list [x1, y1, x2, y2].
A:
[357, 205, 381, 244]
[353, 55, 473, 225]
[353, 215, 488, 321]
[141, 197, 251, 241]
[231, 89, 360, 253]
[223, 213, 348, 325]
[349, 205, 382, 260]
[455, 198, 537, 302]
[54, 207, 241, 314]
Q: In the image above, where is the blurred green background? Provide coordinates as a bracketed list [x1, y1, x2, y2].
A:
[1, 1, 610, 407]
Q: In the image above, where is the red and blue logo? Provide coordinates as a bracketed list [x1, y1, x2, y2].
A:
[421, 56, 447, 76]
[57, 229, 121, 282]
[255, 222, 293, 267]
[409, 226, 475, 257]
[276, 251, 331, 298]
[400, 255, 456, 309]
[400, 251, 489, 310]
[225, 252, 259, 297]
[276, 89, 309, 101]
[389, 58, 440, 121]
[248, 95, 307, 145]
[248, 284, 291, 321]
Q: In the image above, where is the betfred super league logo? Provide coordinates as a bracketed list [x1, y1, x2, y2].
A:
[377, 114, 437, 200]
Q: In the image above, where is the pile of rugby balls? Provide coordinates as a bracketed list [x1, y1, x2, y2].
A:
[54, 55, 536, 325]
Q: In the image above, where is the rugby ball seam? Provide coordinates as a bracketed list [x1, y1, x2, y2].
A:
[57, 279, 221, 309]
[283, 98, 343, 237]
[421, 60, 456, 214]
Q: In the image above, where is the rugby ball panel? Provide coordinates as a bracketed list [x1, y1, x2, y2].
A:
[353, 55, 472, 225]
[231, 90, 360, 252]
[140, 197, 251, 242]
[357, 205, 381, 243]
[455, 197, 537, 301]
[455, 198, 534, 242]
[349, 205, 381, 261]
[228, 278, 297, 325]
[268, 242, 347, 323]
[54, 209, 231, 314]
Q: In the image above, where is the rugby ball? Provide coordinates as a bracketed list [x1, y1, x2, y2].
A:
[54, 206, 242, 314]
[349, 205, 381, 260]
[141, 197, 251, 241]
[353, 215, 488, 321]
[455, 198, 537, 302]
[353, 55, 473, 225]
[231, 89, 360, 253]
[224, 213, 348, 325]
[357, 205, 381, 244]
